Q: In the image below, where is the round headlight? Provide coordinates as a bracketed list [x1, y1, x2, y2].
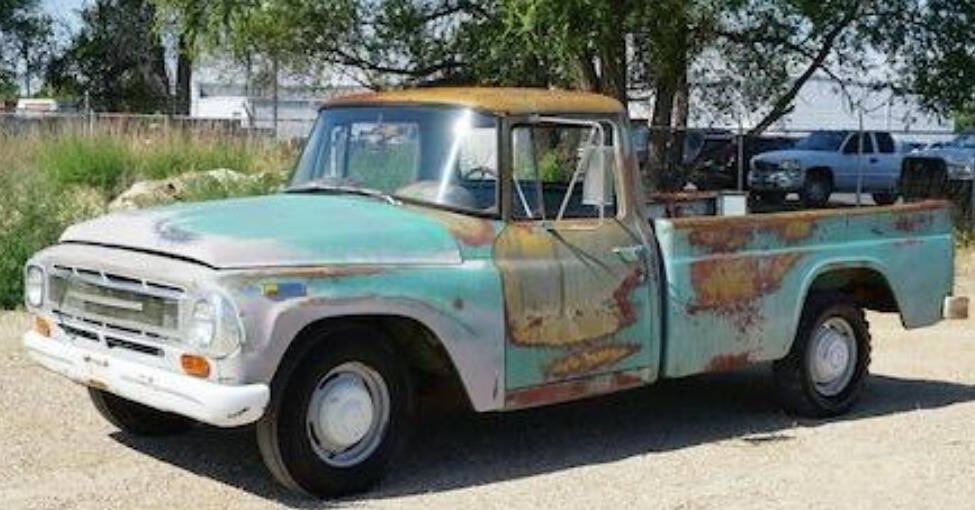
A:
[25, 266, 44, 307]
[186, 294, 244, 358]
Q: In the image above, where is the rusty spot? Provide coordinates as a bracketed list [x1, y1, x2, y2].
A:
[324, 87, 624, 115]
[612, 268, 643, 327]
[893, 212, 932, 233]
[706, 352, 751, 372]
[414, 207, 496, 246]
[688, 227, 750, 253]
[685, 216, 815, 254]
[687, 253, 802, 333]
[544, 343, 640, 379]
[505, 369, 649, 409]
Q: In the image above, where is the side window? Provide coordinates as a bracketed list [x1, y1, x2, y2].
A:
[510, 122, 617, 220]
[875, 132, 895, 154]
[842, 133, 874, 154]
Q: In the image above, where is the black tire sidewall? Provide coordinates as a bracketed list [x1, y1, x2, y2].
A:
[801, 173, 831, 207]
[273, 327, 414, 497]
[795, 300, 870, 415]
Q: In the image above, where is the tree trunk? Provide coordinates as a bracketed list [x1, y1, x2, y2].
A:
[176, 36, 192, 115]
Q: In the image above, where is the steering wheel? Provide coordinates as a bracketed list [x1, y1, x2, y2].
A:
[461, 166, 498, 180]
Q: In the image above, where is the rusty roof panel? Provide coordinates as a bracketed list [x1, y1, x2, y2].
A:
[324, 87, 624, 115]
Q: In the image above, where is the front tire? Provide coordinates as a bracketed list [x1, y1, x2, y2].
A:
[88, 388, 194, 435]
[256, 326, 415, 498]
[872, 192, 898, 206]
[800, 171, 832, 208]
[773, 292, 871, 417]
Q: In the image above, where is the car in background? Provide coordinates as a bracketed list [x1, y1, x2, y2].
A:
[749, 130, 902, 207]
[900, 133, 975, 204]
[689, 134, 796, 191]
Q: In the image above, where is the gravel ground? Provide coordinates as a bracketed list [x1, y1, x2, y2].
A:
[2, 271, 973, 510]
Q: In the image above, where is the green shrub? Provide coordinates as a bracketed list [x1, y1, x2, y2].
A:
[0, 125, 294, 308]
[0, 169, 65, 309]
[36, 133, 132, 194]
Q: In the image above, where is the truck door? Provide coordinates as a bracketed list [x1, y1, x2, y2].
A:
[494, 118, 660, 408]
[870, 132, 900, 193]
[839, 132, 876, 192]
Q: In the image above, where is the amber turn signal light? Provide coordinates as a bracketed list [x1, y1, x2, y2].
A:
[180, 353, 211, 378]
[31, 315, 51, 337]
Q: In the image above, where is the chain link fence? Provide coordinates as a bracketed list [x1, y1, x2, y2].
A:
[632, 123, 973, 222]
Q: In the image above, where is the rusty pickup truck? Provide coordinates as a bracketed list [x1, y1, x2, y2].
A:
[22, 88, 964, 497]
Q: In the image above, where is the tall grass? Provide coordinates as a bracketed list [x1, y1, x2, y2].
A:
[0, 124, 294, 308]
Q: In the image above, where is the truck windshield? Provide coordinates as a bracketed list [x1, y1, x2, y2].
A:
[795, 131, 849, 151]
[289, 106, 499, 213]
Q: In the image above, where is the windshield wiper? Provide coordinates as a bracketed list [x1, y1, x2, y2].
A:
[284, 182, 400, 206]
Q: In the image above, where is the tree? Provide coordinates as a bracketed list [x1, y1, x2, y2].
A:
[0, 0, 54, 96]
[46, 0, 171, 112]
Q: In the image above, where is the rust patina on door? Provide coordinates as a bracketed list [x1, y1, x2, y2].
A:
[497, 118, 659, 408]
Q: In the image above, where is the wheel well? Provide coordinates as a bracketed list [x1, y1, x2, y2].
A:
[806, 267, 899, 314]
[272, 315, 472, 411]
[807, 167, 833, 185]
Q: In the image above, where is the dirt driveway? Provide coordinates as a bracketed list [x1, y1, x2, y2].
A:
[2, 274, 973, 510]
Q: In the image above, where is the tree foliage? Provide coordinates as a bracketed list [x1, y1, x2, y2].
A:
[0, 0, 54, 97]
[46, 0, 172, 112]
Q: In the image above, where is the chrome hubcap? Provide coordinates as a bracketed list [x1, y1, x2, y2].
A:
[307, 362, 390, 467]
[809, 317, 858, 397]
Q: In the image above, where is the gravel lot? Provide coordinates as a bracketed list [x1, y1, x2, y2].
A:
[2, 270, 973, 510]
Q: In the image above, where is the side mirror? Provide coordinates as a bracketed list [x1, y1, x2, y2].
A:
[582, 146, 616, 207]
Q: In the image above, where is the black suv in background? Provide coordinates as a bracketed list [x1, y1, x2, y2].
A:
[689, 134, 796, 190]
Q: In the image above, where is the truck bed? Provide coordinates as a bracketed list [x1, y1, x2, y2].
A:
[652, 201, 953, 378]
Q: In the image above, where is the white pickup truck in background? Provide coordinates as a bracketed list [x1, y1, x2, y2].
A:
[749, 130, 902, 207]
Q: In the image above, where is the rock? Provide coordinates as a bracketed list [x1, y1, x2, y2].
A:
[56, 186, 107, 224]
[107, 168, 266, 212]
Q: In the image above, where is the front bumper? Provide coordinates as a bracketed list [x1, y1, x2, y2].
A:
[748, 172, 803, 192]
[23, 330, 269, 427]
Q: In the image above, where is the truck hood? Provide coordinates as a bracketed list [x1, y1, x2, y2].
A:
[60, 194, 469, 268]
[752, 149, 826, 165]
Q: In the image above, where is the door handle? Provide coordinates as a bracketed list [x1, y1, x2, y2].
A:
[869, 157, 878, 164]
[612, 245, 645, 263]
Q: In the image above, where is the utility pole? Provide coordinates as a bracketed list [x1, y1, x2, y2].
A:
[272, 56, 279, 137]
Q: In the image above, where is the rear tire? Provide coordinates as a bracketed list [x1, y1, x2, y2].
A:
[255, 325, 415, 498]
[88, 388, 194, 435]
[800, 171, 832, 208]
[871, 192, 898, 206]
[772, 292, 871, 417]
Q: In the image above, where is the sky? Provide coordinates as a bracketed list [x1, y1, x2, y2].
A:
[42, 0, 87, 33]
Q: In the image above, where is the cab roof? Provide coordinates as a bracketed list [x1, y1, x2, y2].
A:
[323, 87, 624, 115]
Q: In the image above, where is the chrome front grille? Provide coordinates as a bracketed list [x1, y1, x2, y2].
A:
[47, 264, 184, 337]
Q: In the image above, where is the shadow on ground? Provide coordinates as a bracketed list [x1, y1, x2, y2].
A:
[111, 369, 975, 508]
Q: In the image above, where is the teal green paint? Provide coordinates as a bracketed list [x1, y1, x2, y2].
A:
[655, 206, 953, 378]
[156, 194, 463, 263]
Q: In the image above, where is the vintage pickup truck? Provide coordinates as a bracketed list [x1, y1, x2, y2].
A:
[22, 88, 963, 497]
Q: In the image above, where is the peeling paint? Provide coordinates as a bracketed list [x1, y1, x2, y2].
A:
[687, 253, 803, 333]
[706, 352, 751, 372]
[324, 87, 624, 115]
[684, 216, 816, 254]
[893, 212, 933, 233]
[505, 368, 650, 409]
[544, 343, 640, 379]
